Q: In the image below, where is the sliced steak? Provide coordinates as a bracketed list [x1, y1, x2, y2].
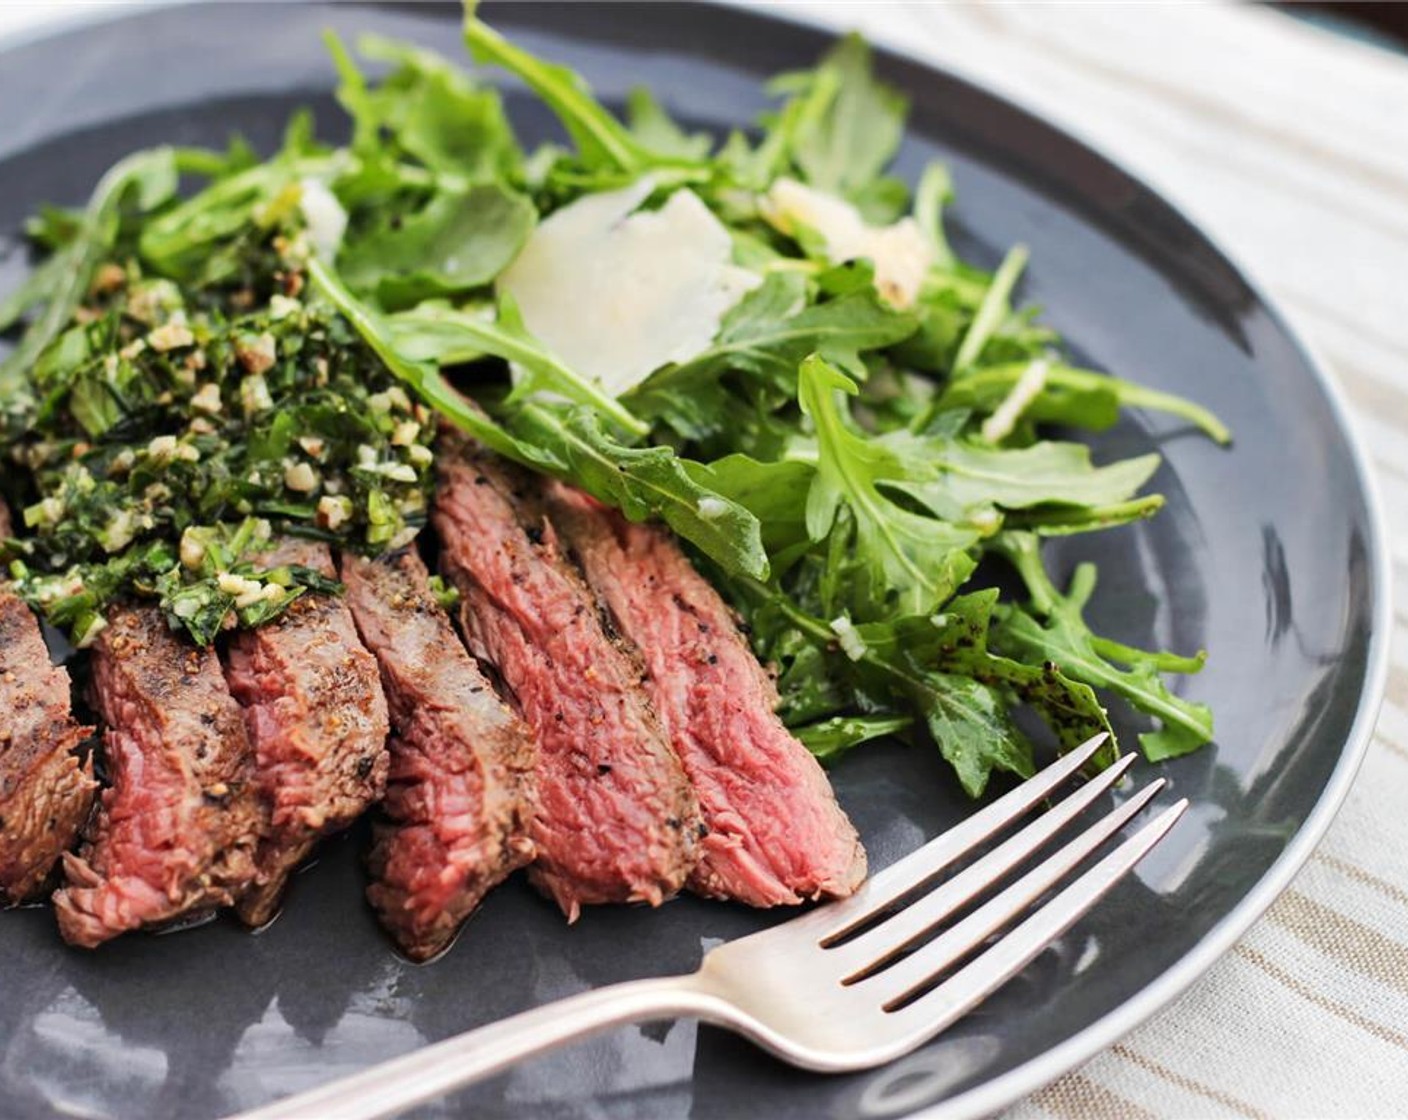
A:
[434, 440, 699, 920]
[225, 539, 390, 927]
[342, 548, 536, 960]
[546, 485, 867, 905]
[51, 605, 261, 946]
[0, 501, 97, 902]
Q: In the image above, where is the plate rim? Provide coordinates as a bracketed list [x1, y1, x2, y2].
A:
[0, 3, 1392, 1117]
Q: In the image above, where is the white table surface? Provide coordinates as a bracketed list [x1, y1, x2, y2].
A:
[3, 3, 1406, 1117]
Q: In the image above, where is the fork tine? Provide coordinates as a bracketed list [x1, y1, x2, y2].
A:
[856, 780, 1172, 1004]
[815, 733, 1112, 939]
[825, 751, 1140, 976]
[879, 797, 1188, 1035]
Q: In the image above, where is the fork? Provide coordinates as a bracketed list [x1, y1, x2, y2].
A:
[235, 733, 1185, 1120]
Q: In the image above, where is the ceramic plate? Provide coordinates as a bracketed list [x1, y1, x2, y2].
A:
[0, 3, 1388, 1118]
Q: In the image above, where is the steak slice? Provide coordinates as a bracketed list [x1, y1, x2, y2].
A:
[546, 485, 867, 906]
[0, 501, 97, 902]
[225, 539, 390, 927]
[434, 441, 699, 921]
[342, 548, 536, 960]
[51, 605, 261, 946]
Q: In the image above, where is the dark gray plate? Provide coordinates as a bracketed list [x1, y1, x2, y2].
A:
[0, 4, 1389, 1119]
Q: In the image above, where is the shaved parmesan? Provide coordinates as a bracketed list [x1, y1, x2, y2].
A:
[980, 358, 1050, 443]
[760, 177, 934, 309]
[499, 177, 759, 397]
[299, 178, 348, 259]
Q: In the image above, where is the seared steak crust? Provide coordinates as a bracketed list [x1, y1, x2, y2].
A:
[0, 578, 96, 904]
[225, 540, 390, 927]
[52, 605, 260, 946]
[546, 485, 867, 906]
[434, 441, 699, 920]
[342, 549, 536, 961]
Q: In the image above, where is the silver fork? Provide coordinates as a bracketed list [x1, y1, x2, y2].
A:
[235, 733, 1185, 1120]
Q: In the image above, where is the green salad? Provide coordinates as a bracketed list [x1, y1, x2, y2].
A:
[0, 4, 1223, 796]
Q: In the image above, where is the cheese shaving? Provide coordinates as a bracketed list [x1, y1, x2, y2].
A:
[980, 358, 1050, 444]
[760, 177, 935, 309]
[499, 177, 760, 397]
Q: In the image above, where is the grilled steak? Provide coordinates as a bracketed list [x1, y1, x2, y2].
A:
[546, 485, 867, 905]
[0, 501, 97, 904]
[52, 605, 261, 946]
[434, 440, 699, 920]
[342, 548, 536, 960]
[225, 539, 390, 927]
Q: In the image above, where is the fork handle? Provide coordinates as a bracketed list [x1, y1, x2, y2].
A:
[230, 972, 729, 1120]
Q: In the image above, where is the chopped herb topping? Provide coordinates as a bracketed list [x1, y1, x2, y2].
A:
[2, 159, 435, 645]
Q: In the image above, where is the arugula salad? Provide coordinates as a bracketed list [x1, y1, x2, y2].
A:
[0, 5, 1224, 797]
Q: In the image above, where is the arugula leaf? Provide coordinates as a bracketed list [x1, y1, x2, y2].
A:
[629, 272, 917, 433]
[1004, 495, 1166, 536]
[23, 205, 83, 251]
[324, 29, 381, 156]
[794, 714, 913, 763]
[376, 293, 647, 436]
[788, 583, 1115, 794]
[800, 354, 979, 618]
[728, 577, 1100, 796]
[385, 299, 494, 364]
[307, 255, 539, 465]
[626, 88, 712, 161]
[329, 30, 523, 199]
[993, 531, 1213, 760]
[337, 182, 535, 307]
[864, 591, 1113, 748]
[913, 161, 956, 269]
[509, 402, 768, 579]
[717, 124, 787, 196]
[776, 34, 906, 204]
[684, 453, 814, 558]
[2, 147, 177, 431]
[938, 361, 1232, 444]
[887, 435, 1162, 518]
[170, 137, 261, 183]
[0, 252, 67, 333]
[763, 590, 1115, 796]
[464, 7, 653, 174]
[354, 33, 523, 182]
[883, 661, 1036, 798]
[139, 125, 330, 284]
